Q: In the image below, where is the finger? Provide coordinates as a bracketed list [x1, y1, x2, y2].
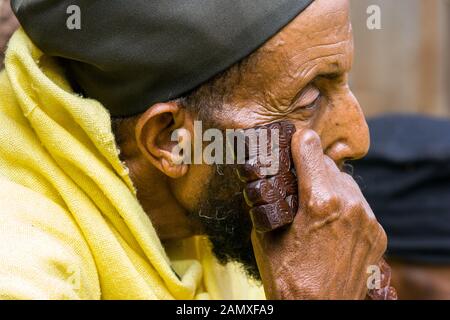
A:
[339, 172, 376, 219]
[291, 129, 330, 199]
[323, 155, 341, 175]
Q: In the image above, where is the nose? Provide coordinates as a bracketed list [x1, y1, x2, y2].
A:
[314, 88, 370, 166]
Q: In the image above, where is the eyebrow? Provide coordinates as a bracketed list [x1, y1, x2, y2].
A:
[319, 57, 349, 78]
[287, 54, 349, 106]
[289, 68, 345, 107]
[319, 71, 343, 80]
[300, 57, 347, 85]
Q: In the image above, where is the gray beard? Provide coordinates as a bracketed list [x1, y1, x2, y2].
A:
[188, 163, 261, 281]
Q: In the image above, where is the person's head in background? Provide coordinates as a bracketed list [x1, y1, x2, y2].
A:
[15, 0, 369, 279]
[352, 114, 450, 299]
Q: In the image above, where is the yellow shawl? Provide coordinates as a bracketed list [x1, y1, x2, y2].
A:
[0, 29, 264, 300]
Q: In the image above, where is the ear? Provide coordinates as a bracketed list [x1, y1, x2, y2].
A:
[135, 101, 191, 179]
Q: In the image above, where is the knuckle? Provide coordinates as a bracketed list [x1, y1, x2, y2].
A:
[343, 193, 376, 221]
[340, 172, 355, 185]
[368, 222, 388, 256]
[324, 156, 338, 170]
[276, 277, 323, 300]
[376, 226, 388, 254]
[346, 198, 366, 215]
[300, 130, 321, 147]
[307, 193, 341, 216]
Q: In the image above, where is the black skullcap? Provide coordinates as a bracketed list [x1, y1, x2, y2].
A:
[352, 114, 450, 264]
[12, 0, 314, 117]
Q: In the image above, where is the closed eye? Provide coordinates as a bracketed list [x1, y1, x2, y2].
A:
[291, 83, 321, 110]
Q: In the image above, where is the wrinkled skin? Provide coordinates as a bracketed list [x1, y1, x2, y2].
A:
[253, 129, 386, 299]
[116, 0, 388, 299]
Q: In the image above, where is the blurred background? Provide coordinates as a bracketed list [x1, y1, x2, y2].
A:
[349, 0, 450, 300]
[350, 0, 449, 118]
[1, 0, 449, 299]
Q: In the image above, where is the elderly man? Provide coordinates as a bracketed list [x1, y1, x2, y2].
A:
[0, 0, 389, 299]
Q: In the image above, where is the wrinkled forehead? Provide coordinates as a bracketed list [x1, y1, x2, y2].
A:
[264, 0, 351, 61]
[237, 0, 353, 91]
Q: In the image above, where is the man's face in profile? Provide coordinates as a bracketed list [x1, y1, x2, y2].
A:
[177, 0, 370, 279]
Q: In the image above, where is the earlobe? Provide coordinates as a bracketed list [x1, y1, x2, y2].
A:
[135, 102, 190, 179]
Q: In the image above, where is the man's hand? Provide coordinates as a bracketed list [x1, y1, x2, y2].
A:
[251, 129, 388, 300]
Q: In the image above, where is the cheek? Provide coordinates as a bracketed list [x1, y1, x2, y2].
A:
[170, 164, 214, 212]
[213, 106, 275, 129]
[312, 96, 346, 141]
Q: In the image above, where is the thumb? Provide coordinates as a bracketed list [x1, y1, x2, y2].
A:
[291, 129, 329, 200]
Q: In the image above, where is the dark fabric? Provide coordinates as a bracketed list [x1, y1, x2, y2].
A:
[12, 0, 314, 117]
[352, 114, 450, 264]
